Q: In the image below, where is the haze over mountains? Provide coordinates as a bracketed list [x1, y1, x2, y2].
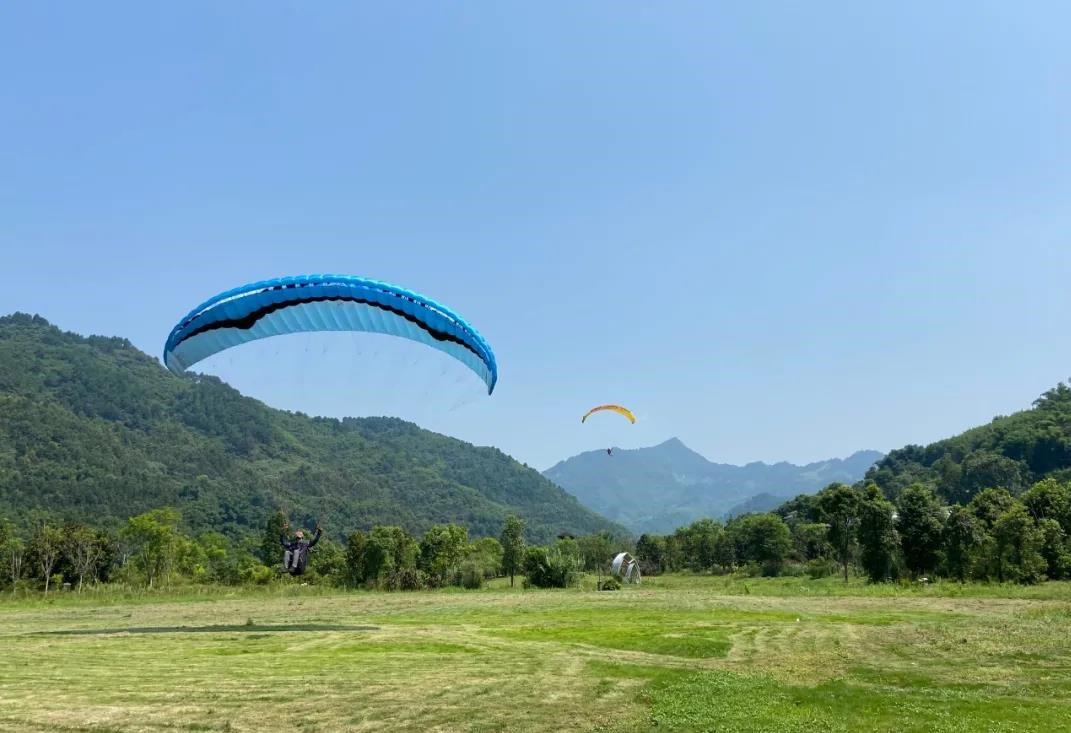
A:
[543, 439, 883, 534]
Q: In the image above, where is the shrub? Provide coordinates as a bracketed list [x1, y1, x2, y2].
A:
[459, 561, 484, 589]
[523, 546, 579, 588]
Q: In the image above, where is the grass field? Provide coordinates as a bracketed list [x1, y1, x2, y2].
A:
[2, 576, 1070, 732]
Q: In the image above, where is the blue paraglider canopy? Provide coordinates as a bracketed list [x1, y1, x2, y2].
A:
[163, 274, 498, 394]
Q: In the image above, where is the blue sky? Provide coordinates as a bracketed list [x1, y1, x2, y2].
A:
[3, 3, 1070, 470]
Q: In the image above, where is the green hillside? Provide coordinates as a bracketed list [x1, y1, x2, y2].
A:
[0, 313, 624, 543]
[866, 382, 1071, 502]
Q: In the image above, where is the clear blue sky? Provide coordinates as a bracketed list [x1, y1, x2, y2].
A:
[3, 3, 1070, 470]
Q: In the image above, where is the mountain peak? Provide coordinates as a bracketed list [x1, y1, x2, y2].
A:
[544, 440, 882, 534]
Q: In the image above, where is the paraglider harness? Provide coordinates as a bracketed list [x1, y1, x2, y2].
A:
[280, 525, 322, 576]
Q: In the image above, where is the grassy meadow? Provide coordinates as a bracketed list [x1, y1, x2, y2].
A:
[1, 575, 1069, 732]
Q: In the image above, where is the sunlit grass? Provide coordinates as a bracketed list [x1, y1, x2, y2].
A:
[1, 577, 1069, 731]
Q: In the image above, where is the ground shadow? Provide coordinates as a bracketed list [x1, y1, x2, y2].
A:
[35, 623, 379, 636]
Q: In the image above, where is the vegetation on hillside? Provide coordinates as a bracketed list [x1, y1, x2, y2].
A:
[0, 313, 624, 544]
[866, 382, 1071, 502]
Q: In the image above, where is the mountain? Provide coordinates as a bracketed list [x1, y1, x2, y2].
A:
[866, 381, 1071, 503]
[0, 313, 625, 543]
[543, 438, 882, 534]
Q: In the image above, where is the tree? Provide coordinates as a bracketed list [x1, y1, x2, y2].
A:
[30, 523, 64, 594]
[896, 485, 945, 577]
[1, 520, 24, 594]
[466, 537, 503, 579]
[309, 537, 347, 586]
[1021, 478, 1071, 535]
[968, 488, 1016, 531]
[65, 524, 105, 591]
[791, 522, 833, 562]
[673, 518, 724, 571]
[500, 515, 526, 587]
[419, 524, 469, 585]
[817, 483, 862, 582]
[261, 510, 288, 566]
[121, 508, 181, 588]
[857, 486, 900, 583]
[992, 503, 1045, 583]
[345, 530, 368, 587]
[959, 452, 1025, 501]
[635, 533, 667, 573]
[1037, 518, 1071, 580]
[577, 532, 615, 572]
[942, 505, 982, 581]
[726, 514, 792, 576]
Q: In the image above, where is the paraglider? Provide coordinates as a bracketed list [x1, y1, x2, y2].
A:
[163, 274, 498, 394]
[280, 521, 322, 576]
[581, 405, 636, 424]
[582, 405, 635, 456]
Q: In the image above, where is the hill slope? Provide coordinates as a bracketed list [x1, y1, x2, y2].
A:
[543, 438, 882, 533]
[866, 382, 1071, 502]
[0, 313, 625, 543]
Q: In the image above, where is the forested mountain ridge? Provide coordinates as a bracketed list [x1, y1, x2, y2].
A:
[544, 438, 882, 534]
[866, 382, 1071, 503]
[0, 313, 624, 543]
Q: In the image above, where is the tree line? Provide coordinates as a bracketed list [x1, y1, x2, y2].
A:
[5, 475, 1069, 593]
[634, 476, 1071, 584]
[0, 510, 634, 594]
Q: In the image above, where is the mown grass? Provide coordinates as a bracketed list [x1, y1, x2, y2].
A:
[1, 577, 1069, 731]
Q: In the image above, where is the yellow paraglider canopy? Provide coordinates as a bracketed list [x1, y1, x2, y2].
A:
[581, 404, 636, 424]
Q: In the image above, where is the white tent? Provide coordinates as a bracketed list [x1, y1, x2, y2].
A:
[610, 552, 641, 584]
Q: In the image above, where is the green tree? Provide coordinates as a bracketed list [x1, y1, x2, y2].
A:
[500, 515, 526, 587]
[635, 533, 668, 573]
[309, 537, 347, 586]
[261, 510, 288, 567]
[726, 514, 792, 576]
[30, 523, 65, 594]
[1021, 478, 1071, 535]
[942, 505, 982, 581]
[992, 503, 1046, 583]
[673, 518, 724, 571]
[1037, 518, 1071, 580]
[121, 508, 181, 588]
[364, 525, 418, 582]
[896, 485, 945, 577]
[817, 483, 862, 582]
[857, 486, 899, 583]
[577, 532, 615, 572]
[419, 524, 469, 585]
[968, 488, 1016, 530]
[345, 530, 368, 587]
[65, 524, 105, 590]
[522, 545, 579, 588]
[959, 452, 1025, 501]
[466, 537, 504, 579]
[791, 522, 833, 562]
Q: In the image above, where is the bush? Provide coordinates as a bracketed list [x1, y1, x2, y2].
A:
[597, 577, 621, 591]
[382, 567, 427, 591]
[459, 561, 484, 589]
[806, 559, 838, 579]
[523, 546, 579, 588]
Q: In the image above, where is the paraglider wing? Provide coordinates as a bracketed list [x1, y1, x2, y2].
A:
[163, 274, 498, 394]
[581, 405, 636, 424]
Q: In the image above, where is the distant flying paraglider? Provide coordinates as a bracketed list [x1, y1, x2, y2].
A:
[163, 274, 498, 394]
[582, 404, 635, 456]
[581, 405, 636, 424]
